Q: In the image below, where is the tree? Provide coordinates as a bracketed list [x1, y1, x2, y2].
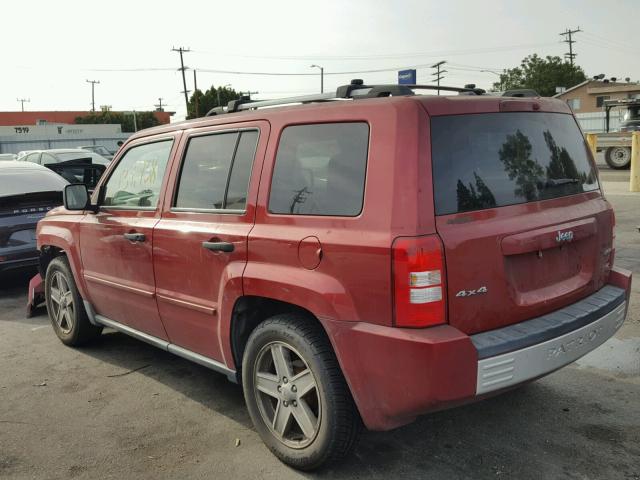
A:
[75, 111, 159, 133]
[187, 85, 240, 119]
[499, 129, 544, 201]
[456, 174, 497, 212]
[493, 54, 586, 97]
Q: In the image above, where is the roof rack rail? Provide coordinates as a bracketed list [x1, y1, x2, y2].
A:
[205, 79, 485, 116]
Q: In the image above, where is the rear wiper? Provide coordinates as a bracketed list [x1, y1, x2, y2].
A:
[543, 178, 580, 187]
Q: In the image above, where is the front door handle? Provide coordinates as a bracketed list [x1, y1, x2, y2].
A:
[123, 232, 146, 242]
[202, 241, 234, 253]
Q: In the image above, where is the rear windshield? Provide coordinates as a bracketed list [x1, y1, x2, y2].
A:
[0, 169, 68, 197]
[431, 112, 599, 215]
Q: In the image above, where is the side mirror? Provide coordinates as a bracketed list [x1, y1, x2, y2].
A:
[64, 184, 91, 211]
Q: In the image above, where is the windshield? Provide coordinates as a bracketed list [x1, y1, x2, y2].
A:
[431, 112, 599, 215]
[56, 152, 110, 165]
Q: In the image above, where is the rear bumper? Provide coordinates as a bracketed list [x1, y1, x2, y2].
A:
[474, 295, 626, 395]
[330, 267, 632, 431]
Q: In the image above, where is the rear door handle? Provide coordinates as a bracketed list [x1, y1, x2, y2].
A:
[202, 241, 234, 253]
[123, 233, 146, 242]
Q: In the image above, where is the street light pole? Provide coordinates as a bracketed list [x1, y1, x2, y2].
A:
[310, 64, 324, 93]
[124, 111, 138, 132]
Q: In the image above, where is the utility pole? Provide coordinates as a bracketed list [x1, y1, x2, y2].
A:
[16, 98, 30, 112]
[171, 47, 191, 116]
[560, 27, 581, 65]
[430, 61, 447, 95]
[193, 69, 199, 117]
[86, 79, 100, 111]
[154, 98, 165, 112]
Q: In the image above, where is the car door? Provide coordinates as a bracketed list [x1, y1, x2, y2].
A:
[79, 135, 179, 339]
[153, 122, 268, 362]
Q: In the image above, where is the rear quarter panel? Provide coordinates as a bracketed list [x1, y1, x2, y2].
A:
[243, 98, 434, 328]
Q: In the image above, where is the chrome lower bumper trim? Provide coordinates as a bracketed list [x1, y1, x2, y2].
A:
[476, 301, 626, 395]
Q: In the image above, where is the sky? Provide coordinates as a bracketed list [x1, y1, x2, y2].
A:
[1, 0, 637, 121]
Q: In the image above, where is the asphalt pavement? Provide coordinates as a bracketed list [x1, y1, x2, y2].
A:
[0, 165, 638, 480]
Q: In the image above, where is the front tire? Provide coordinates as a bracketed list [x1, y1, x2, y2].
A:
[45, 256, 102, 346]
[242, 314, 360, 471]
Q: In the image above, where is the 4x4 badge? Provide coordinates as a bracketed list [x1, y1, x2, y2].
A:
[456, 286, 488, 297]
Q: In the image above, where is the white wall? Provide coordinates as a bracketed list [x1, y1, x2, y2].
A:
[575, 111, 624, 133]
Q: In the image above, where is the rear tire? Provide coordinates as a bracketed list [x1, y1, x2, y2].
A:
[45, 256, 102, 346]
[605, 146, 631, 169]
[242, 314, 360, 471]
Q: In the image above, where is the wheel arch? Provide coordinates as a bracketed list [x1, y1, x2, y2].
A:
[38, 239, 87, 298]
[229, 296, 329, 376]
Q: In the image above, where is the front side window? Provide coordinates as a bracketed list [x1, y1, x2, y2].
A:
[103, 140, 172, 208]
[268, 122, 369, 216]
[174, 130, 258, 211]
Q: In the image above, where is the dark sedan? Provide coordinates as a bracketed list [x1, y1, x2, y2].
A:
[0, 162, 67, 274]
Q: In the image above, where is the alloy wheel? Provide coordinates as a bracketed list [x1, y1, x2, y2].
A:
[49, 271, 75, 334]
[253, 341, 321, 449]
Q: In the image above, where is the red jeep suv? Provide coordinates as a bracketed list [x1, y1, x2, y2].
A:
[36, 81, 632, 470]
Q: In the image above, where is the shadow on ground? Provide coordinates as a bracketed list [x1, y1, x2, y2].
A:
[34, 323, 640, 479]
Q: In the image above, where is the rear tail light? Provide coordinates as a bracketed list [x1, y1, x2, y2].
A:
[392, 235, 447, 328]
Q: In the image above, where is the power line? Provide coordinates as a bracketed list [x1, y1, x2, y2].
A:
[580, 32, 637, 55]
[560, 27, 581, 65]
[172, 47, 191, 115]
[190, 41, 560, 61]
[86, 79, 100, 111]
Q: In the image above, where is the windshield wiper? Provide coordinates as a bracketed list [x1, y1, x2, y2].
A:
[543, 178, 580, 187]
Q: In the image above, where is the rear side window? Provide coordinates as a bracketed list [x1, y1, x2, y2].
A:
[268, 122, 369, 216]
[431, 112, 599, 215]
[24, 153, 41, 164]
[174, 130, 258, 211]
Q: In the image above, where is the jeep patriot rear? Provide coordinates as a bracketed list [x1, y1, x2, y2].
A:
[36, 81, 632, 470]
